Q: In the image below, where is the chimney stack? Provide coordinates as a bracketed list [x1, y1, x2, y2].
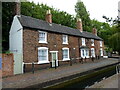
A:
[76, 18, 83, 32]
[92, 28, 97, 36]
[15, 0, 21, 15]
[45, 10, 52, 23]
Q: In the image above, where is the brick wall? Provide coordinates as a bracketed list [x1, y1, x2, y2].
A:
[23, 28, 104, 71]
[2, 54, 14, 77]
[23, 29, 80, 71]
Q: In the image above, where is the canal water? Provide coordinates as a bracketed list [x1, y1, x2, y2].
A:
[46, 65, 116, 89]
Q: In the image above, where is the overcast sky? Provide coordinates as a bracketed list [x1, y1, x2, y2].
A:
[29, 0, 119, 22]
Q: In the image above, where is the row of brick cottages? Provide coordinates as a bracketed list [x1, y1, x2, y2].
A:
[9, 10, 104, 74]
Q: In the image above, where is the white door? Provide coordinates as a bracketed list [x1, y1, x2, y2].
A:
[14, 53, 23, 75]
[51, 51, 58, 67]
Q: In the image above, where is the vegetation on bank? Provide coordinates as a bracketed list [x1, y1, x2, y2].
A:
[2, 1, 120, 54]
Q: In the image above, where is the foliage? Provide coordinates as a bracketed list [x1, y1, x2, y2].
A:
[103, 15, 120, 54]
[21, 2, 76, 28]
[2, 2, 16, 52]
[91, 19, 111, 45]
[75, 1, 92, 32]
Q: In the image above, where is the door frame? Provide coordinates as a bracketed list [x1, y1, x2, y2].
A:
[50, 51, 58, 67]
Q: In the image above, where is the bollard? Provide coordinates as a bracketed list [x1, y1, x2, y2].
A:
[92, 56, 94, 62]
[81, 57, 83, 64]
[55, 60, 57, 69]
[85, 57, 87, 63]
[23, 63, 26, 73]
[32, 62, 34, 74]
[70, 59, 72, 66]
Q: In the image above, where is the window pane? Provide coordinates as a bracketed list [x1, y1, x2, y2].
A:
[63, 49, 68, 59]
[38, 49, 47, 61]
[39, 32, 46, 41]
[63, 35, 68, 43]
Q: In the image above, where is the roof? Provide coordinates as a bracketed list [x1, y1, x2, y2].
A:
[18, 15, 103, 40]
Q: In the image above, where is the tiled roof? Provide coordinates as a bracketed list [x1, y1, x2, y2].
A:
[18, 15, 103, 40]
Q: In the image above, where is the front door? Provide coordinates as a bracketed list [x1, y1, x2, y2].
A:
[51, 51, 58, 67]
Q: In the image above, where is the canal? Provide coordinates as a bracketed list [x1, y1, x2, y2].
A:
[44, 65, 117, 89]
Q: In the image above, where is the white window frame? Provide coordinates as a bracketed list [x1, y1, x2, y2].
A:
[62, 35, 68, 44]
[62, 48, 70, 61]
[81, 49, 89, 58]
[100, 41, 102, 47]
[38, 47, 49, 64]
[91, 39, 94, 46]
[100, 48, 103, 56]
[91, 48, 95, 57]
[86, 49, 89, 58]
[38, 31, 47, 43]
[82, 38, 86, 46]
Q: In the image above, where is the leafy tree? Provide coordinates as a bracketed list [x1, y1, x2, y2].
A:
[75, 0, 92, 32]
[2, 2, 16, 52]
[91, 19, 111, 45]
[21, 2, 76, 28]
[103, 15, 120, 54]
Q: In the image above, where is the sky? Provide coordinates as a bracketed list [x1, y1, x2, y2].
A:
[29, 0, 119, 22]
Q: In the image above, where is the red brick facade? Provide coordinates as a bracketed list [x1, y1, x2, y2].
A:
[2, 54, 14, 77]
[23, 28, 104, 71]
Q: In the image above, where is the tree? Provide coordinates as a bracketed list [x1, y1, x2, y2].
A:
[21, 2, 76, 28]
[91, 19, 111, 45]
[103, 15, 120, 54]
[75, 0, 92, 32]
[2, 1, 76, 52]
[2, 2, 16, 52]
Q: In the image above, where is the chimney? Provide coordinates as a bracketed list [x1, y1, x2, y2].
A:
[92, 28, 97, 36]
[45, 10, 52, 23]
[76, 18, 83, 32]
[15, 0, 21, 15]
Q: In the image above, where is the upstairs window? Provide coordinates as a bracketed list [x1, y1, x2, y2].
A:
[62, 48, 70, 61]
[100, 41, 102, 47]
[91, 39, 94, 46]
[39, 31, 47, 43]
[82, 38, 86, 46]
[63, 35, 68, 44]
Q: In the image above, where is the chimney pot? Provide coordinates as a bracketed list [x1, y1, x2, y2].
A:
[76, 18, 83, 32]
[92, 28, 97, 36]
[15, 1, 21, 15]
[46, 10, 52, 23]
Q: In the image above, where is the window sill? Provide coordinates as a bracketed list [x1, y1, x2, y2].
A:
[62, 42, 68, 45]
[38, 61, 50, 64]
[39, 41, 48, 44]
[82, 44, 86, 46]
[63, 58, 70, 61]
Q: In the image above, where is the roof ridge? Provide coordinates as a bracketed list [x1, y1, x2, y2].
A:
[17, 14, 103, 40]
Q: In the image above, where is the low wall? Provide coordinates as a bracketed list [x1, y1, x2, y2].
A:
[2, 54, 14, 77]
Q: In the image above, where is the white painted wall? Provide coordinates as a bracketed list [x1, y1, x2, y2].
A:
[9, 15, 23, 74]
[9, 15, 23, 54]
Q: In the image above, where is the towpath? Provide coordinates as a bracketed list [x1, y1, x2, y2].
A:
[2, 58, 119, 89]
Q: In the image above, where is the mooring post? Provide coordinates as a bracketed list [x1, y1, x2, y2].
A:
[23, 62, 25, 73]
[55, 60, 57, 69]
[70, 59, 72, 66]
[32, 62, 34, 74]
[85, 57, 87, 63]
